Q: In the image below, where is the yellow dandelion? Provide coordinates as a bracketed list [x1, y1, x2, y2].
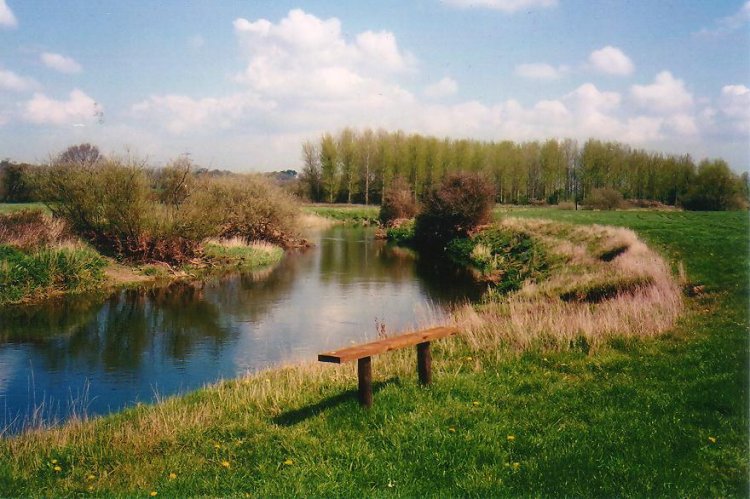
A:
[88, 485, 94, 492]
[214, 443, 221, 449]
[221, 460, 231, 469]
[51, 459, 58, 464]
[465, 356, 473, 361]
[507, 435, 516, 442]
[150, 491, 158, 497]
[708, 436, 717, 443]
[53, 466, 62, 472]
[168, 472, 177, 480]
[512, 462, 520, 470]
[283, 459, 294, 466]
[472, 401, 480, 407]
[448, 427, 456, 433]
[86, 474, 95, 481]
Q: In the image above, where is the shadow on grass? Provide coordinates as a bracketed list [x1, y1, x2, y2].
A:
[273, 377, 401, 426]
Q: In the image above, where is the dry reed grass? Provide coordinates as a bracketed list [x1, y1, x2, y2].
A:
[453, 217, 683, 353]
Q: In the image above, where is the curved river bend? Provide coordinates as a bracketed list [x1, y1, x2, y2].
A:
[0, 226, 483, 431]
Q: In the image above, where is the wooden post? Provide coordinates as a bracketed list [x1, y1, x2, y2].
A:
[417, 341, 431, 385]
[358, 356, 373, 408]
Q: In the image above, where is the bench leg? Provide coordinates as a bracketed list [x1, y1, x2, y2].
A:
[358, 356, 373, 408]
[417, 341, 432, 385]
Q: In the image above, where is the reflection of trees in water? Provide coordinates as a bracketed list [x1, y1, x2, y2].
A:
[318, 227, 415, 286]
[0, 282, 237, 373]
[414, 254, 486, 305]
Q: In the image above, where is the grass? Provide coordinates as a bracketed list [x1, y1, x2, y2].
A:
[202, 238, 284, 270]
[0, 202, 49, 214]
[0, 208, 747, 496]
[302, 203, 380, 225]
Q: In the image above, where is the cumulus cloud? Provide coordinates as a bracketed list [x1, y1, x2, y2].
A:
[41, 52, 82, 74]
[424, 77, 458, 98]
[0, 0, 17, 28]
[441, 0, 557, 13]
[588, 46, 634, 75]
[631, 71, 693, 113]
[695, 1, 750, 36]
[23, 89, 99, 125]
[0, 68, 38, 92]
[514, 63, 567, 80]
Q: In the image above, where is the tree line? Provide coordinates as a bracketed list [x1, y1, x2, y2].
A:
[298, 128, 749, 210]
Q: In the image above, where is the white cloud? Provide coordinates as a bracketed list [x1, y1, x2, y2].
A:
[132, 93, 275, 134]
[441, 0, 557, 13]
[718, 84, 750, 134]
[514, 63, 566, 80]
[0, 0, 17, 28]
[588, 46, 634, 75]
[40, 52, 83, 74]
[424, 77, 458, 98]
[631, 71, 693, 113]
[0, 68, 38, 92]
[23, 89, 99, 125]
[695, 1, 750, 36]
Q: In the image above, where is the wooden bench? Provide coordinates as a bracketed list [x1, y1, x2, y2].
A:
[318, 326, 459, 408]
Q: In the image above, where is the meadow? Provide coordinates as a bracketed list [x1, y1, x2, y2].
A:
[0, 207, 746, 496]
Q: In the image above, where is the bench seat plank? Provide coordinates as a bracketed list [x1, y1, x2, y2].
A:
[318, 326, 459, 364]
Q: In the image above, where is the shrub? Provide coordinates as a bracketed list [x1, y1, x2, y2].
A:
[557, 201, 576, 210]
[0, 210, 70, 250]
[413, 172, 495, 249]
[680, 159, 746, 211]
[385, 219, 415, 245]
[379, 176, 417, 226]
[583, 187, 623, 210]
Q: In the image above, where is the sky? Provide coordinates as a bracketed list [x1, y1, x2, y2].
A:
[0, 0, 748, 172]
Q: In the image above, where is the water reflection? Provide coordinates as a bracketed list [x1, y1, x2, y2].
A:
[0, 226, 482, 430]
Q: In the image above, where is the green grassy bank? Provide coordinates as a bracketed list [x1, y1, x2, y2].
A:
[0, 208, 747, 496]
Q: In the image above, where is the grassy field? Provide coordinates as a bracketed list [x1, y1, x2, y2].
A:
[302, 203, 379, 225]
[0, 202, 49, 214]
[0, 208, 747, 496]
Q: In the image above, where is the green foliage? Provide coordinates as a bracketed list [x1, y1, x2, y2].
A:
[303, 205, 379, 225]
[583, 187, 624, 210]
[33, 149, 301, 263]
[203, 242, 283, 270]
[414, 172, 495, 248]
[0, 243, 105, 305]
[0, 161, 36, 202]
[385, 219, 415, 244]
[680, 159, 746, 211]
[447, 226, 548, 294]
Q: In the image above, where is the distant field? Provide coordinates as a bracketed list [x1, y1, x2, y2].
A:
[0, 202, 49, 214]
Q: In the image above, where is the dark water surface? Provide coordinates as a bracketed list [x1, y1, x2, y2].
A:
[0, 226, 482, 431]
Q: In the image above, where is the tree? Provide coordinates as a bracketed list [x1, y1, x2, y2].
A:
[680, 159, 744, 210]
[300, 141, 322, 201]
[55, 143, 102, 167]
[320, 133, 339, 203]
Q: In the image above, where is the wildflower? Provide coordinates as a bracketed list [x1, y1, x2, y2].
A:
[221, 460, 231, 469]
[465, 356, 473, 361]
[283, 459, 294, 466]
[507, 435, 516, 442]
[512, 462, 520, 470]
[51, 459, 58, 464]
[150, 491, 158, 497]
[86, 474, 96, 481]
[87, 486, 94, 492]
[53, 466, 62, 472]
[168, 472, 177, 480]
[708, 436, 717, 443]
[448, 427, 456, 433]
[472, 401, 480, 407]
[214, 443, 221, 449]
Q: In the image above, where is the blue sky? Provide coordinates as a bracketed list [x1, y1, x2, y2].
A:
[0, 0, 748, 171]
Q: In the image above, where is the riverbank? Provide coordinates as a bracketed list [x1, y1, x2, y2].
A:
[0, 208, 286, 307]
[0, 208, 746, 496]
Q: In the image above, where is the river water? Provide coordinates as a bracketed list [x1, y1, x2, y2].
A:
[0, 226, 482, 431]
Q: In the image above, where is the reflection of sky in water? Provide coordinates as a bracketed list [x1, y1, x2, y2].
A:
[0, 226, 481, 431]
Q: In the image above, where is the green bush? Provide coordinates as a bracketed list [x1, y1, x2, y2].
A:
[680, 159, 747, 211]
[385, 219, 415, 245]
[413, 172, 495, 249]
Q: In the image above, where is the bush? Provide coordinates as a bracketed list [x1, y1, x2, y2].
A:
[385, 219, 415, 245]
[413, 172, 495, 249]
[680, 159, 746, 211]
[557, 201, 576, 210]
[379, 176, 417, 226]
[583, 187, 623, 210]
[0, 210, 70, 250]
